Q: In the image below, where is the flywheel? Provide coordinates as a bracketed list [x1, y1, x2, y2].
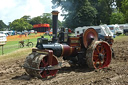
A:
[24, 52, 58, 78]
[83, 28, 98, 48]
[86, 41, 111, 69]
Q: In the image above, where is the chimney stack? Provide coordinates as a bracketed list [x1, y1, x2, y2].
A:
[51, 11, 59, 43]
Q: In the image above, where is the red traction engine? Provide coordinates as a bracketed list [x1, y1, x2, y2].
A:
[23, 11, 112, 78]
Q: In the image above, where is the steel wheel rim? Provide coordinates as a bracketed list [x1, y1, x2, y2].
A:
[39, 56, 58, 78]
[93, 42, 111, 69]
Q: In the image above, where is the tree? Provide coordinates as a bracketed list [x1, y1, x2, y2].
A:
[29, 16, 43, 25]
[29, 13, 53, 27]
[41, 13, 52, 26]
[115, 0, 123, 12]
[110, 12, 125, 24]
[0, 20, 7, 30]
[10, 18, 32, 31]
[52, 0, 97, 28]
[75, 2, 97, 26]
[121, 0, 128, 22]
[95, 0, 115, 25]
[29, 13, 62, 28]
[21, 15, 31, 23]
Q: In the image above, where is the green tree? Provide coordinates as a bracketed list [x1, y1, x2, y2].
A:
[52, 0, 97, 28]
[29, 16, 43, 25]
[21, 15, 31, 23]
[95, 0, 115, 25]
[29, 13, 62, 28]
[121, 0, 128, 22]
[41, 13, 52, 26]
[10, 18, 32, 31]
[0, 20, 7, 30]
[110, 11, 125, 24]
[115, 0, 123, 12]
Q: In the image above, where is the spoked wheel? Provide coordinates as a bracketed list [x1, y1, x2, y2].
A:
[24, 52, 58, 78]
[28, 42, 33, 47]
[86, 41, 111, 69]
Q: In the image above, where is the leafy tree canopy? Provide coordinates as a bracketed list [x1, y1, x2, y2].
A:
[115, 0, 123, 12]
[52, 0, 117, 28]
[10, 18, 33, 31]
[0, 20, 7, 30]
[29, 13, 62, 28]
[29, 16, 43, 25]
[21, 15, 31, 23]
[29, 13, 52, 26]
[121, 0, 128, 22]
[52, 0, 97, 28]
[110, 11, 125, 24]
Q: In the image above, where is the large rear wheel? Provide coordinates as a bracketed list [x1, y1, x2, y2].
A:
[86, 41, 112, 69]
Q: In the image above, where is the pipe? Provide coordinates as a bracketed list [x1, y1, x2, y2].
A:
[51, 11, 59, 43]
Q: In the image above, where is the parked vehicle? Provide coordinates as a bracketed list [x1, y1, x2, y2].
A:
[16, 32, 22, 35]
[29, 30, 35, 33]
[107, 24, 123, 36]
[118, 24, 128, 35]
[0, 31, 14, 36]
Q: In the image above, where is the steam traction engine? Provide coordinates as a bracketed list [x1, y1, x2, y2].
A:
[23, 11, 112, 78]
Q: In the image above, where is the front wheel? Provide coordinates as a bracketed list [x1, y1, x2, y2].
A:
[28, 42, 33, 47]
[24, 52, 59, 78]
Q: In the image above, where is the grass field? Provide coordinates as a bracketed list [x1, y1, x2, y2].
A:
[0, 33, 52, 55]
[0, 37, 37, 55]
[114, 34, 128, 41]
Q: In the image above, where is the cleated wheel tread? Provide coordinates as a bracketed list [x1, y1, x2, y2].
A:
[24, 52, 58, 78]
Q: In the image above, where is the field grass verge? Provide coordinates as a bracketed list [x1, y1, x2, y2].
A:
[0, 48, 32, 62]
[114, 35, 128, 41]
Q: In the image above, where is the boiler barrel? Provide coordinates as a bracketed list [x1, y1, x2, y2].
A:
[42, 44, 77, 57]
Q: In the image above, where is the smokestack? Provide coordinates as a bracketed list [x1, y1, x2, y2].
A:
[51, 11, 59, 43]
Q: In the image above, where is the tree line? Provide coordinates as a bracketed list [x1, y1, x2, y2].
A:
[52, 0, 128, 29]
[0, 13, 62, 31]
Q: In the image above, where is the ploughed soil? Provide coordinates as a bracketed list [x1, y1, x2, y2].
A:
[0, 39, 128, 85]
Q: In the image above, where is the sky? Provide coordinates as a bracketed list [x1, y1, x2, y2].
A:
[0, 0, 63, 25]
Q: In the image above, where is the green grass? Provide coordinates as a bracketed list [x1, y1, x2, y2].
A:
[0, 34, 53, 62]
[0, 48, 31, 62]
[0, 34, 53, 55]
[114, 35, 128, 41]
[0, 37, 38, 55]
